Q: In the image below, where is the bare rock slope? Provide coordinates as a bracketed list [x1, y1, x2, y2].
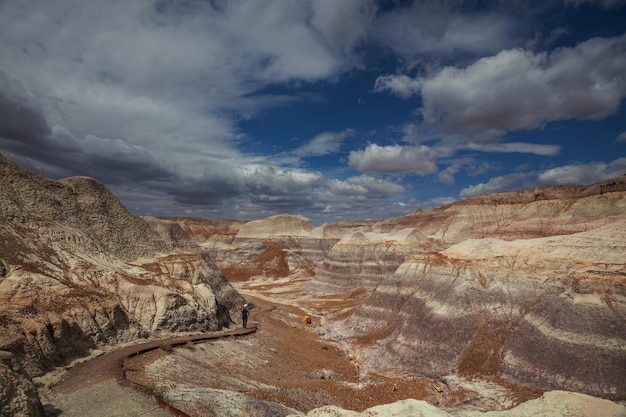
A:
[0, 154, 244, 416]
[330, 180, 626, 400]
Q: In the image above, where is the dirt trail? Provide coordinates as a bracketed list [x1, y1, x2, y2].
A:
[58, 327, 256, 394]
[39, 327, 256, 416]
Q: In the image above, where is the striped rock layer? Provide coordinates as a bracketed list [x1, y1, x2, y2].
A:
[191, 176, 626, 400]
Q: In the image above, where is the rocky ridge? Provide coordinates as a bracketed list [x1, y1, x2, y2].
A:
[0, 154, 244, 416]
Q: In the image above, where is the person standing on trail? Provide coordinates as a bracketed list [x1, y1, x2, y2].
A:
[242, 304, 249, 328]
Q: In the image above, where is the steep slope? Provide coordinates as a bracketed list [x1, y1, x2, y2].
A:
[331, 221, 625, 397]
[157, 216, 243, 244]
[393, 178, 626, 242]
[0, 154, 244, 415]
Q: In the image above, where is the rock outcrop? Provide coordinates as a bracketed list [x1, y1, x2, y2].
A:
[165, 385, 299, 417]
[0, 154, 244, 415]
[0, 351, 44, 417]
[332, 221, 626, 397]
[236, 214, 314, 238]
[158, 216, 243, 244]
[289, 391, 626, 417]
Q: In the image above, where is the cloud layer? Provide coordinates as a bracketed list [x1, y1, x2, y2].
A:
[1, 0, 625, 224]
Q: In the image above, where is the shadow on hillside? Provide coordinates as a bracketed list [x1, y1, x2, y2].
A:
[43, 403, 62, 416]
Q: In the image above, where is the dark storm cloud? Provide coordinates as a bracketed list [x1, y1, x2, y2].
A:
[164, 171, 245, 206]
[0, 72, 51, 147]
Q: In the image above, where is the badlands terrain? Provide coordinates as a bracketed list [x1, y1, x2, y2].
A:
[1, 152, 625, 416]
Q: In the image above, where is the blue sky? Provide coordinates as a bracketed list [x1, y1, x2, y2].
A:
[1, 0, 625, 225]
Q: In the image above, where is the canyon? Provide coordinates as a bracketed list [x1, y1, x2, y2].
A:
[0, 152, 625, 416]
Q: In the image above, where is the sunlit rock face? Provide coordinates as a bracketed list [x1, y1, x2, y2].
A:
[290, 391, 626, 417]
[312, 228, 444, 291]
[393, 179, 626, 243]
[0, 154, 244, 379]
[190, 175, 626, 400]
[236, 214, 314, 238]
[333, 223, 626, 395]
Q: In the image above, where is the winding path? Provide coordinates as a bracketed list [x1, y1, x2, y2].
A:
[45, 325, 257, 417]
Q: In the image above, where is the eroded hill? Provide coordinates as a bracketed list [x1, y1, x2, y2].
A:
[0, 154, 244, 416]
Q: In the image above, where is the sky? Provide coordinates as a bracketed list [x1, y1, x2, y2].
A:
[1, 0, 626, 225]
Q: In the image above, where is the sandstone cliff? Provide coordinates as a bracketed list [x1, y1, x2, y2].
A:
[0, 154, 244, 415]
[236, 214, 314, 238]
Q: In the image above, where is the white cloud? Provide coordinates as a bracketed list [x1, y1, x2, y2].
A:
[460, 172, 533, 198]
[464, 142, 561, 156]
[316, 175, 406, 221]
[241, 166, 325, 195]
[459, 157, 626, 198]
[351, 122, 557, 181]
[437, 164, 461, 185]
[218, 168, 407, 223]
[310, 0, 377, 57]
[375, 34, 626, 136]
[418, 196, 457, 210]
[425, 34, 626, 132]
[349, 144, 438, 175]
[537, 157, 626, 186]
[325, 175, 404, 198]
[373, 74, 422, 98]
[0, 0, 354, 148]
[1, 0, 623, 225]
[0, 0, 419, 225]
[372, 1, 514, 59]
[0, 0, 375, 218]
[295, 129, 355, 157]
[616, 132, 626, 142]
[345, 175, 405, 196]
[221, 2, 339, 82]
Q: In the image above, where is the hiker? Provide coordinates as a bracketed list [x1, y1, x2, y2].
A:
[242, 303, 249, 328]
